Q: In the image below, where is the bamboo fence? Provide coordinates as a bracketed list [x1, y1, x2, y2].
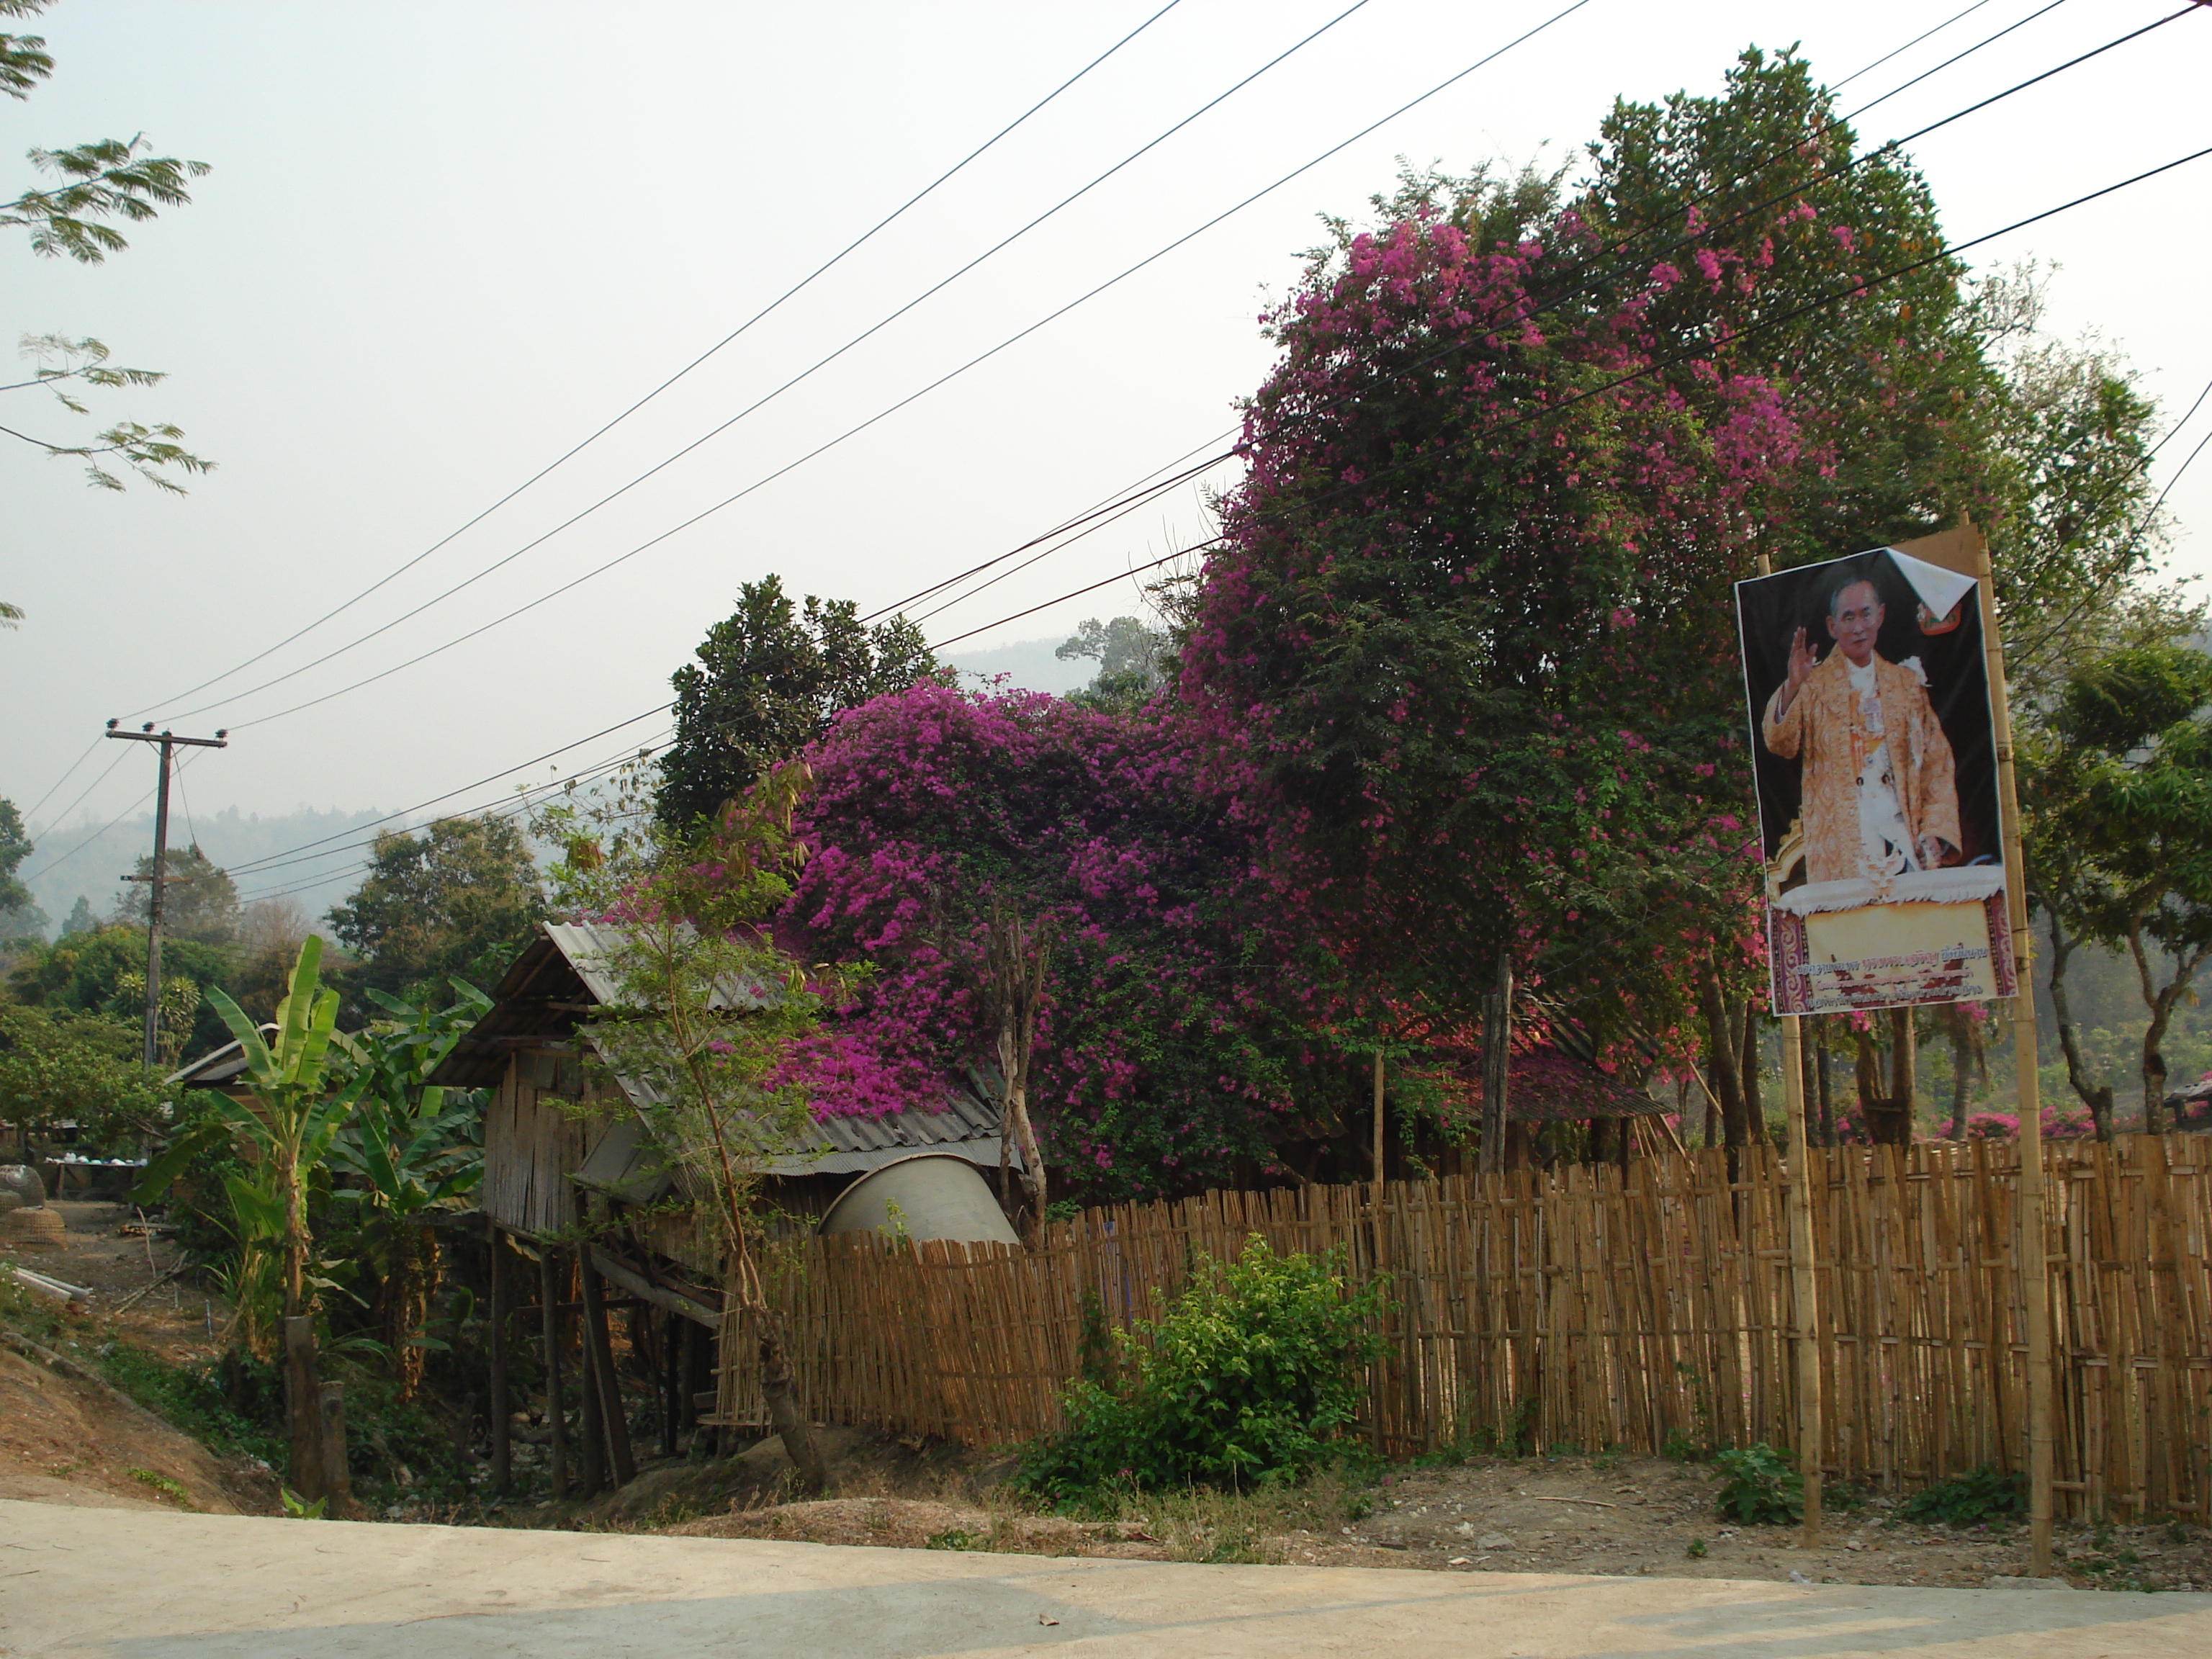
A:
[716, 1132, 2212, 1519]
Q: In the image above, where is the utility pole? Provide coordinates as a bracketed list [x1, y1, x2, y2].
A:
[105, 721, 228, 1069]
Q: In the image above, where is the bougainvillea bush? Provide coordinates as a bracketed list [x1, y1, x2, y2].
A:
[1174, 166, 1822, 1085]
[778, 683, 1344, 1199]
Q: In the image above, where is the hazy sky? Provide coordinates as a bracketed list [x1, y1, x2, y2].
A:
[6, 0, 2207, 909]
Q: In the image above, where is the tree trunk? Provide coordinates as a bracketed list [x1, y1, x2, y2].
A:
[1889, 1007, 1917, 1138]
[1739, 1002, 1768, 1146]
[1697, 971, 1750, 1151]
[1946, 1010, 1972, 1141]
[282, 1314, 323, 1499]
[756, 1308, 827, 1493]
[2130, 928, 2206, 1137]
[2049, 917, 2115, 1141]
[997, 1020, 1047, 1233]
[1799, 1018, 1822, 1151]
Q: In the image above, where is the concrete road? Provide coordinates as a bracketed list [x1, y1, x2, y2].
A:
[3, 1500, 2208, 1658]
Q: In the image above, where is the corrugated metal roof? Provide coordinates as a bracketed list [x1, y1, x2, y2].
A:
[542, 921, 773, 1011]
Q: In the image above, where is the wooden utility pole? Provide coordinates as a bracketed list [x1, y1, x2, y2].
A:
[1894, 521, 2054, 1574]
[104, 722, 228, 1068]
[1757, 551, 1826, 1546]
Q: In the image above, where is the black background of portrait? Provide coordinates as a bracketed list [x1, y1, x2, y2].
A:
[1734, 549, 2002, 869]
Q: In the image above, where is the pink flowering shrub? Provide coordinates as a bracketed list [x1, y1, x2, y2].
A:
[775, 683, 1334, 1197]
[1174, 192, 1816, 1064]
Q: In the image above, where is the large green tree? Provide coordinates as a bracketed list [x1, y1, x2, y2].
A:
[326, 817, 544, 1005]
[655, 575, 943, 829]
[0, 797, 42, 938]
[6, 922, 232, 1060]
[112, 842, 240, 945]
[0, 1002, 159, 1148]
[2027, 644, 2212, 1136]
[3, 0, 212, 494]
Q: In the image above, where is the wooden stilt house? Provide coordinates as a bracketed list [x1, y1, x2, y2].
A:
[428, 921, 1007, 1496]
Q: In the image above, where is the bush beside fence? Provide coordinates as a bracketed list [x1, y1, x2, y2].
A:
[716, 1133, 2212, 1520]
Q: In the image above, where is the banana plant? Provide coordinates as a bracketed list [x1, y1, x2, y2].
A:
[199, 937, 368, 1323]
[327, 981, 491, 1220]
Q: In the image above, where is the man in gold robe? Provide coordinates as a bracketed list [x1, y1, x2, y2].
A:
[1761, 577, 1962, 884]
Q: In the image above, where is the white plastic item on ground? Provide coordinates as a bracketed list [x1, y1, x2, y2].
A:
[7, 1264, 93, 1301]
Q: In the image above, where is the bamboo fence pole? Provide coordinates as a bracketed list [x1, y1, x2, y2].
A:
[1757, 548, 1827, 1545]
[1782, 1012, 1825, 1542]
[1966, 522, 2055, 1573]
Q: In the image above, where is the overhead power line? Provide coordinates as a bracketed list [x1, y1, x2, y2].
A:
[902, 1, 2185, 636]
[168, 8, 2202, 886]
[925, 138, 2212, 652]
[157, 1, 1596, 736]
[146, 0, 1377, 728]
[126, 1, 1188, 720]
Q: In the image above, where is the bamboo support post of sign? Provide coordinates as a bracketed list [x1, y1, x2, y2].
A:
[1781, 1014, 1824, 1543]
[1902, 521, 2054, 1574]
[1974, 531, 2055, 1576]
[1758, 549, 1826, 1545]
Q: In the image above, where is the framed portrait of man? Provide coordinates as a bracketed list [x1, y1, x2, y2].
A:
[1735, 546, 2015, 1015]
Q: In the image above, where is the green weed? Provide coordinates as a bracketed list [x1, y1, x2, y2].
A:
[1712, 1444, 1804, 1526]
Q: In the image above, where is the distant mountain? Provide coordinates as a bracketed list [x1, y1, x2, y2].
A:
[19, 803, 390, 940]
[941, 634, 1093, 696]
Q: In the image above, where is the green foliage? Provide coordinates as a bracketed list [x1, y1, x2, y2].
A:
[126, 1467, 190, 1506]
[1712, 1443, 1805, 1525]
[326, 817, 544, 1011]
[1901, 1465, 2026, 1527]
[1057, 615, 1166, 711]
[112, 843, 239, 945]
[2, 10, 213, 493]
[328, 981, 492, 1219]
[1686, 1537, 1709, 1559]
[657, 575, 945, 830]
[93, 1341, 284, 1471]
[0, 797, 39, 935]
[7, 924, 235, 1060]
[279, 1487, 328, 1520]
[2027, 642, 2212, 1130]
[0, 1002, 160, 1145]
[1014, 1236, 1388, 1503]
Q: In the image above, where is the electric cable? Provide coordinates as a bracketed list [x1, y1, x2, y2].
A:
[146, 0, 1377, 727]
[1829, 0, 1998, 91]
[867, 1, 2169, 637]
[219, 701, 675, 877]
[180, 1, 1605, 732]
[21, 746, 130, 851]
[14, 733, 102, 826]
[151, 11, 2202, 877]
[926, 140, 2212, 651]
[125, 1, 1189, 719]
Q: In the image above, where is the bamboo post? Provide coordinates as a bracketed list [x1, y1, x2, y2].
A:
[1973, 534, 2054, 1576]
[581, 1251, 637, 1487]
[1781, 1015, 1825, 1544]
[1757, 548, 1827, 1546]
[1372, 1051, 1386, 1192]
[1480, 951, 1514, 1173]
[1895, 521, 2054, 1572]
[539, 1245, 567, 1497]
[487, 1222, 511, 1497]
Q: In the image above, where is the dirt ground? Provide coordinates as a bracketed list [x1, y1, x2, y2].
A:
[7, 1202, 2210, 1594]
[0, 1199, 277, 1516]
[638, 1437, 2212, 1595]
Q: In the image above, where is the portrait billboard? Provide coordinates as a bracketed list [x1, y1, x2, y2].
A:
[1734, 546, 2014, 1015]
